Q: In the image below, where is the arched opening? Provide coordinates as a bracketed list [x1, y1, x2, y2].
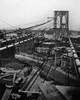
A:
[57, 16, 60, 28]
[62, 16, 66, 24]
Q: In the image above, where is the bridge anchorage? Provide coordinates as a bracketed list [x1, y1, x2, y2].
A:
[0, 10, 80, 100]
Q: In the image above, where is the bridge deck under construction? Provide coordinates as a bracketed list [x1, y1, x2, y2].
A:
[0, 10, 80, 100]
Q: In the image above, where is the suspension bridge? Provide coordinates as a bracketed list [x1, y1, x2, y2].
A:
[0, 11, 80, 100]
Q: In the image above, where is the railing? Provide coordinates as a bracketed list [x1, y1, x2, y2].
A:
[0, 34, 37, 51]
[69, 37, 80, 78]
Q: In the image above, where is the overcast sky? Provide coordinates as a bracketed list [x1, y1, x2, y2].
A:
[0, 0, 80, 30]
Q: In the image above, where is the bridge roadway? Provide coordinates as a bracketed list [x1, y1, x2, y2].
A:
[0, 33, 37, 51]
[1, 36, 80, 100]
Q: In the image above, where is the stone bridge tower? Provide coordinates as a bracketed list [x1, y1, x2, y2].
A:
[54, 11, 69, 39]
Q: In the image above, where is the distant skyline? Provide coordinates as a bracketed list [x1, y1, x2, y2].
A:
[0, 0, 80, 30]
